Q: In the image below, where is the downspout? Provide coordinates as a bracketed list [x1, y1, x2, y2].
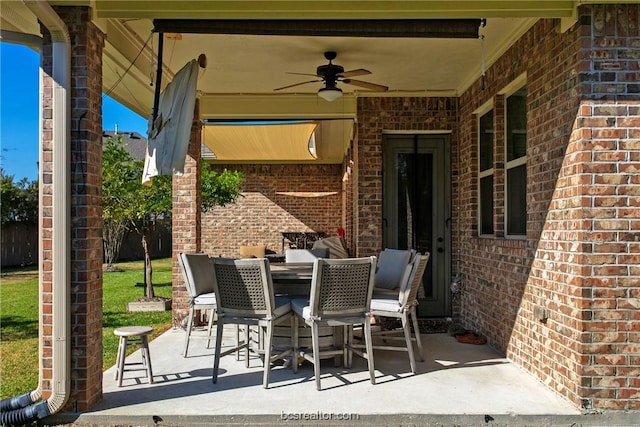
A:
[0, 1, 71, 425]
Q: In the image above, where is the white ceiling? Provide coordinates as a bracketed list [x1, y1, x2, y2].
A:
[108, 16, 535, 116]
[122, 18, 523, 93]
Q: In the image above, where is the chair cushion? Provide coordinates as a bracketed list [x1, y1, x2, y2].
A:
[311, 247, 330, 258]
[370, 295, 403, 313]
[193, 292, 216, 306]
[374, 249, 413, 290]
[273, 296, 292, 317]
[312, 236, 349, 258]
[181, 253, 215, 296]
[291, 298, 311, 320]
[285, 249, 320, 263]
[239, 245, 266, 258]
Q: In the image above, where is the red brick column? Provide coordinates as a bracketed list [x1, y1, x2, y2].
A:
[509, 4, 640, 411]
[41, 6, 104, 411]
[172, 100, 202, 325]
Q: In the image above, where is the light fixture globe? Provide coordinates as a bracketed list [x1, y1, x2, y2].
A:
[318, 86, 342, 102]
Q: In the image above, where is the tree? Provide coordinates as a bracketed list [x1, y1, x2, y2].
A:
[0, 169, 38, 226]
[102, 136, 138, 270]
[101, 135, 244, 298]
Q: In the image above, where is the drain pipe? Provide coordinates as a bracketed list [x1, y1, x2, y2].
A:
[0, 1, 71, 425]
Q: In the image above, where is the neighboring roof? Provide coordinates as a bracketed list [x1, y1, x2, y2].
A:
[102, 131, 147, 161]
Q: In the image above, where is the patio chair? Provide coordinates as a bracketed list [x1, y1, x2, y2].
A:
[373, 248, 416, 293]
[178, 252, 217, 357]
[211, 257, 294, 388]
[291, 256, 377, 390]
[369, 252, 430, 374]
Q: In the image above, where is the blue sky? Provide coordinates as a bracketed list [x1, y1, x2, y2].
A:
[1, 42, 148, 182]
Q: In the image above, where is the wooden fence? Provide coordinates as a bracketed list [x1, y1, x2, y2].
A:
[1, 223, 171, 268]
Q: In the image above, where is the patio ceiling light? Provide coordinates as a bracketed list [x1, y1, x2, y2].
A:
[318, 86, 342, 102]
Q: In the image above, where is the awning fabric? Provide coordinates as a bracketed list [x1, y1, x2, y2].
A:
[202, 121, 318, 161]
[142, 59, 199, 185]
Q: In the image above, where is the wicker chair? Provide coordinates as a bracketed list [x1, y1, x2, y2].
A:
[291, 257, 377, 390]
[369, 252, 430, 373]
[178, 253, 217, 357]
[211, 257, 294, 388]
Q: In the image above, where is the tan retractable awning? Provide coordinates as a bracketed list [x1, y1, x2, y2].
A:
[202, 119, 354, 163]
[202, 121, 318, 161]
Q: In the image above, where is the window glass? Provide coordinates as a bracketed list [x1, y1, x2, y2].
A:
[507, 87, 527, 162]
[478, 107, 494, 236]
[505, 85, 527, 237]
[479, 110, 494, 172]
[480, 175, 494, 235]
[507, 164, 526, 235]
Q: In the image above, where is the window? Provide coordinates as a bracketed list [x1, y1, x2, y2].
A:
[478, 109, 494, 236]
[505, 86, 527, 237]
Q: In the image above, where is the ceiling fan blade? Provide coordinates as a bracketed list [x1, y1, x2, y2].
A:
[274, 80, 322, 91]
[286, 72, 322, 77]
[339, 68, 371, 78]
[343, 79, 388, 92]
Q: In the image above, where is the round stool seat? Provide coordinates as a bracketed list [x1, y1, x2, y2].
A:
[114, 326, 153, 337]
[113, 325, 154, 386]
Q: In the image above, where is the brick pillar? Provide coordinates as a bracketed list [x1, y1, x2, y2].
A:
[573, 6, 640, 409]
[41, 6, 104, 411]
[172, 100, 202, 325]
[511, 4, 640, 411]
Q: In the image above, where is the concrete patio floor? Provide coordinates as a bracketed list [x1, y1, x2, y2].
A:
[51, 326, 638, 427]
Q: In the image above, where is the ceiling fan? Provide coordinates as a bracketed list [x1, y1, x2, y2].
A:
[274, 51, 388, 101]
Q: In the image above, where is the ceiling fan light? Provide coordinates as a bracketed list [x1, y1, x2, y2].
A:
[318, 86, 342, 102]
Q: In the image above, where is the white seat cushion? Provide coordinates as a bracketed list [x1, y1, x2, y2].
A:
[291, 298, 312, 320]
[370, 295, 403, 313]
[193, 292, 216, 306]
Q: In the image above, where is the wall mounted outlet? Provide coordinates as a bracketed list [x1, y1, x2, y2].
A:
[533, 305, 548, 322]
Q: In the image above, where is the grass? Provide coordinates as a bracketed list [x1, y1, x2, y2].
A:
[0, 258, 173, 400]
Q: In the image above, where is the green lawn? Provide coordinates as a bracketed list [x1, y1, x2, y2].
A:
[0, 258, 174, 399]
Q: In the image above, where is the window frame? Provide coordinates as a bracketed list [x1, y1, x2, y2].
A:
[501, 75, 527, 239]
[476, 101, 494, 237]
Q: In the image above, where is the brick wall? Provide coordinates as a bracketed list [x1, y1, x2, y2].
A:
[457, 5, 640, 410]
[172, 102, 202, 324]
[200, 163, 343, 258]
[41, 6, 105, 411]
[355, 97, 459, 257]
[564, 4, 639, 410]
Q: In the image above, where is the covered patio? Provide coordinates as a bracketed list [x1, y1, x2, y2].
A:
[55, 327, 591, 426]
[1, 1, 638, 423]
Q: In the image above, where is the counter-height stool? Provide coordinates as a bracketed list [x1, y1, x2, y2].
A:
[113, 326, 154, 386]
